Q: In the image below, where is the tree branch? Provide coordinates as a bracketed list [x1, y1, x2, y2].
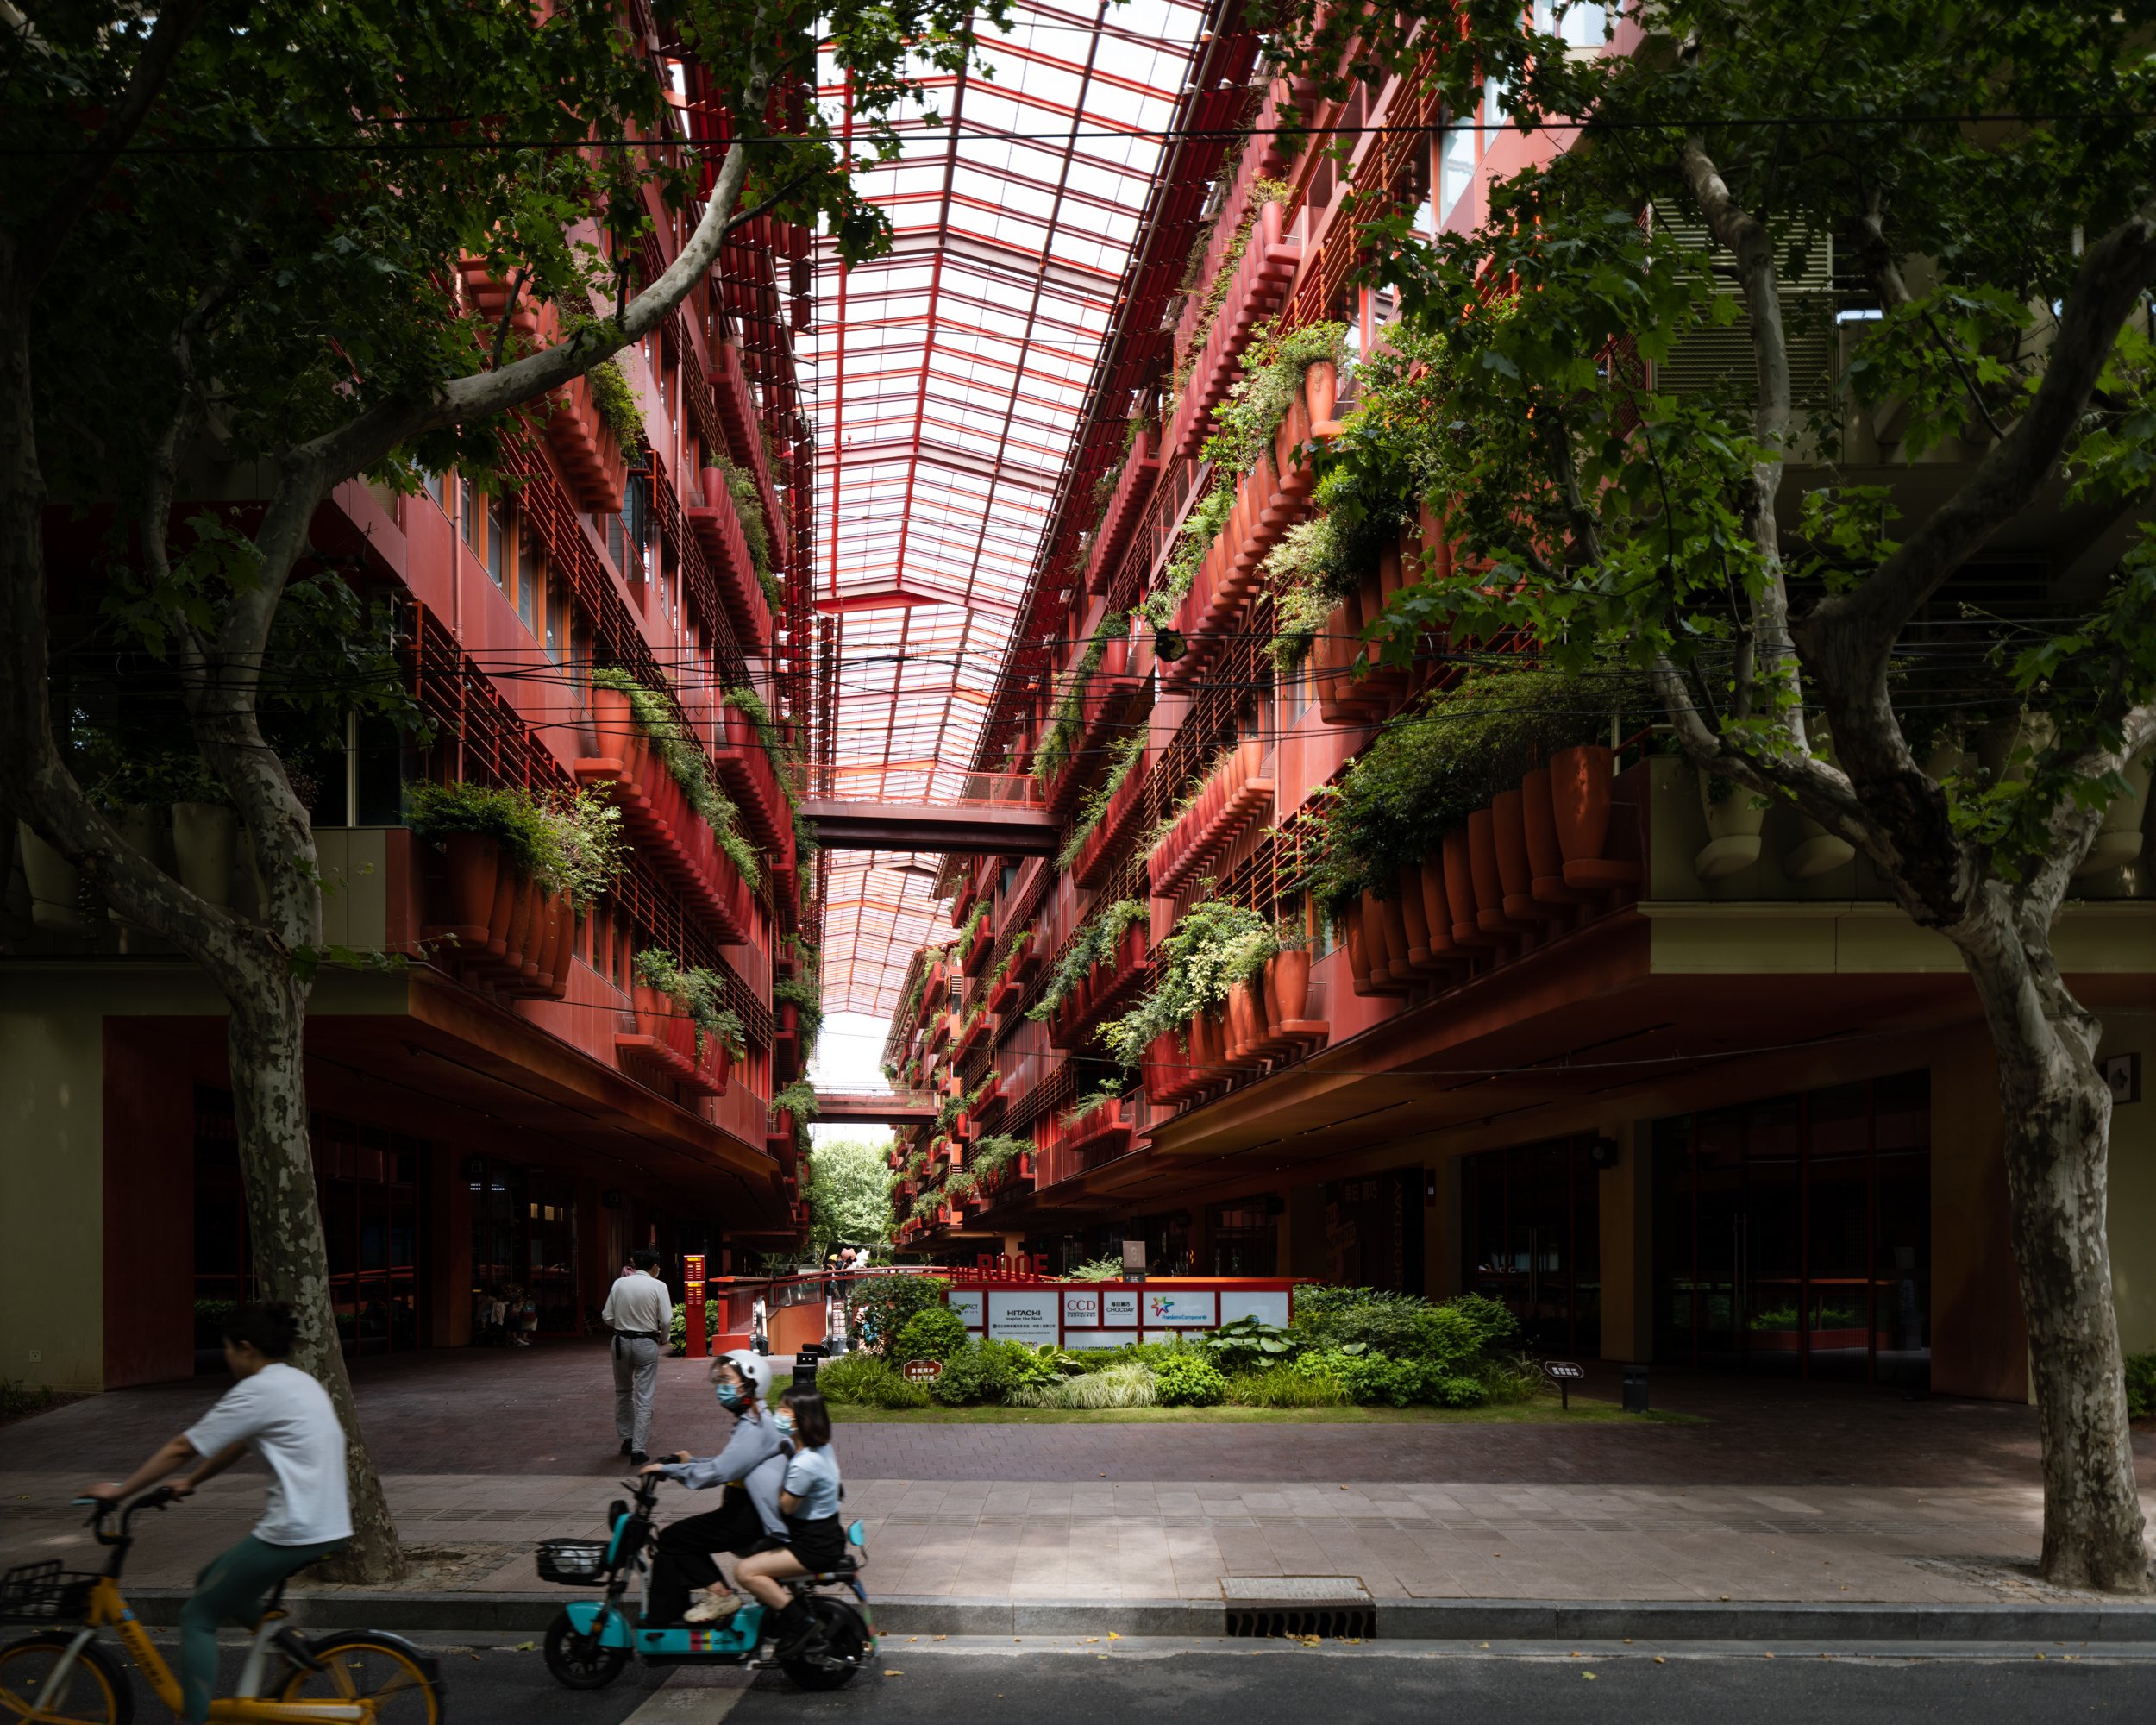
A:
[1814, 198, 2156, 671]
[1678, 129, 1807, 750]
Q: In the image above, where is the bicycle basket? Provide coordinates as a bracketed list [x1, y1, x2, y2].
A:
[0, 1560, 99, 1624]
[535, 1539, 611, 1585]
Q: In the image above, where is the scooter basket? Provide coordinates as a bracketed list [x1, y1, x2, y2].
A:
[535, 1540, 611, 1585]
[0, 1559, 100, 1623]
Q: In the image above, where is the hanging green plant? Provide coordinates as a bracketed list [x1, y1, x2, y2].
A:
[1027, 899, 1147, 1021]
[772, 1078, 820, 1123]
[773, 971, 825, 1057]
[1031, 611, 1126, 788]
[590, 667, 761, 887]
[1099, 900, 1275, 1066]
[1058, 727, 1146, 869]
[1295, 660, 1657, 912]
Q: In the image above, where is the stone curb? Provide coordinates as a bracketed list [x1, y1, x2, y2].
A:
[121, 1588, 2156, 1643]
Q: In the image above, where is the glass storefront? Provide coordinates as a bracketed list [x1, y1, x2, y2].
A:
[1460, 1136, 1602, 1356]
[467, 1157, 582, 1334]
[193, 1088, 424, 1363]
[1211, 1202, 1280, 1275]
[1652, 1071, 1931, 1386]
[1319, 1168, 1425, 1294]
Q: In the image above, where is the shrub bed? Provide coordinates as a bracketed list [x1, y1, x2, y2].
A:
[819, 1288, 1544, 1412]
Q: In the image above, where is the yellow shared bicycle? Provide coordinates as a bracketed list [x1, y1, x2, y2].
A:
[0, 1488, 442, 1724]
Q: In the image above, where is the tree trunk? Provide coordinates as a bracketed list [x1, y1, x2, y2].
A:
[1972, 950, 2151, 1592]
[226, 980, 405, 1584]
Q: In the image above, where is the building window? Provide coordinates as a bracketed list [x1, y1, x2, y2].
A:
[1439, 115, 1476, 219]
[461, 475, 482, 558]
[1535, 0, 1609, 45]
[518, 545, 541, 636]
[1213, 1203, 1278, 1275]
[1461, 1136, 1601, 1356]
[488, 493, 510, 588]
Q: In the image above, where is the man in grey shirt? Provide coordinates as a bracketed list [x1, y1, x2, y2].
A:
[599, 1248, 671, 1464]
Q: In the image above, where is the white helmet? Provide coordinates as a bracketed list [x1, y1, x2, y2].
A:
[722, 1349, 772, 1406]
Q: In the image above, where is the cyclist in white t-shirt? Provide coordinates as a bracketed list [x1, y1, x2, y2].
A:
[85, 1305, 352, 1725]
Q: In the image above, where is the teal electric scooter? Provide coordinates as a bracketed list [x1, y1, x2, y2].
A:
[537, 1472, 872, 1691]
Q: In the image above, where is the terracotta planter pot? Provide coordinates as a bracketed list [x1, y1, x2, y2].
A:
[483, 859, 518, 962]
[1376, 891, 1413, 982]
[507, 874, 541, 978]
[1417, 853, 1453, 960]
[1268, 947, 1313, 1023]
[1224, 981, 1250, 1061]
[1358, 890, 1395, 985]
[1395, 863, 1436, 970]
[1467, 811, 1526, 938]
[591, 684, 637, 762]
[1548, 743, 1641, 894]
[2078, 752, 2153, 875]
[1443, 830, 1495, 947]
[1190, 1010, 1227, 1080]
[1344, 913, 1373, 992]
[1521, 767, 1590, 906]
[1491, 790, 1555, 922]
[171, 801, 237, 909]
[530, 891, 564, 991]
[441, 832, 499, 945]
[18, 820, 82, 931]
[547, 900, 577, 1000]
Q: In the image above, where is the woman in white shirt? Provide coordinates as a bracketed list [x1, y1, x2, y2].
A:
[733, 1386, 844, 1655]
[84, 1305, 351, 1725]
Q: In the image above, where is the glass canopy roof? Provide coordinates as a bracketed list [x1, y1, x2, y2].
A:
[806, 0, 1209, 1019]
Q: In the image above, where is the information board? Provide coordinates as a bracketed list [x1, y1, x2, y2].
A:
[947, 1288, 985, 1331]
[1143, 1289, 1218, 1327]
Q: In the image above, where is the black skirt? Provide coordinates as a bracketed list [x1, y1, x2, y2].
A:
[784, 1514, 846, 1572]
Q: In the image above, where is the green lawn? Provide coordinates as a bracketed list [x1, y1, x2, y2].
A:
[826, 1394, 1703, 1426]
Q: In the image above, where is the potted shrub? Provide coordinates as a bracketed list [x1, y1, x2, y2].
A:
[1695, 767, 1769, 881]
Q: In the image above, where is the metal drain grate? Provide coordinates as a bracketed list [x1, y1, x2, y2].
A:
[1221, 1577, 1376, 1640]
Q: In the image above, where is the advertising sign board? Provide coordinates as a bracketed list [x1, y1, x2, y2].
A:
[987, 1289, 1060, 1346]
[947, 1288, 985, 1331]
[1143, 1289, 1218, 1327]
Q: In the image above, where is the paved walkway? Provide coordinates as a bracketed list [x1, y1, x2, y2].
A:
[4, 1344, 2150, 1606]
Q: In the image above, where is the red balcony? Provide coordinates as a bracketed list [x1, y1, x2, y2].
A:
[687, 471, 774, 650]
[1007, 928, 1040, 982]
[1084, 430, 1161, 595]
[1148, 738, 1274, 895]
[1033, 632, 1145, 819]
[1043, 919, 1150, 1050]
[542, 367, 631, 516]
[919, 960, 951, 1021]
[953, 1009, 991, 1066]
[1313, 522, 1429, 725]
[419, 832, 576, 1001]
[615, 985, 723, 1096]
[1163, 199, 1302, 467]
[711, 340, 784, 551]
[1163, 358, 1340, 692]
[1037, 1097, 1135, 1186]
[1071, 748, 1150, 888]
[959, 914, 993, 976]
[714, 707, 789, 850]
[576, 688, 754, 942]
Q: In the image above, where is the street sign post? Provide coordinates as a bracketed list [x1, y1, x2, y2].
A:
[1543, 1358, 1585, 1411]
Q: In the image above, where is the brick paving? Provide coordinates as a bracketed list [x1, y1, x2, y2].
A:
[3, 1343, 2151, 1605]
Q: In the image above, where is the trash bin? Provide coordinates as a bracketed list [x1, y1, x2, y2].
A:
[1621, 1364, 1650, 1414]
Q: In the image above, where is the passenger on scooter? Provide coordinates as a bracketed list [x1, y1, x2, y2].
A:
[733, 1386, 844, 1658]
[639, 1350, 790, 1625]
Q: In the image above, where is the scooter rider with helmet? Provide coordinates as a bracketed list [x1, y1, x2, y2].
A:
[639, 1349, 791, 1626]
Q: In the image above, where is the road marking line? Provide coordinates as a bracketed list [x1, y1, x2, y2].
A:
[619, 1666, 757, 1722]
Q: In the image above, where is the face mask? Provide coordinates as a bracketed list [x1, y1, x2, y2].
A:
[773, 1412, 796, 1438]
[715, 1382, 741, 1409]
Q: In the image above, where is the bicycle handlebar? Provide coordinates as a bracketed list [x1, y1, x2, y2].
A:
[76, 1484, 180, 1544]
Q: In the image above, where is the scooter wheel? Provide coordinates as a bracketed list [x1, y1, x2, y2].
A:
[544, 1609, 629, 1690]
[780, 1597, 869, 1691]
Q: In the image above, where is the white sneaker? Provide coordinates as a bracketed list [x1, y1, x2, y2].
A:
[684, 1590, 743, 1623]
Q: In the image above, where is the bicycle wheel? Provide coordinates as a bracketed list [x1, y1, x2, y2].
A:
[279, 1631, 442, 1725]
[542, 1610, 627, 1690]
[0, 1631, 133, 1724]
[779, 1597, 868, 1692]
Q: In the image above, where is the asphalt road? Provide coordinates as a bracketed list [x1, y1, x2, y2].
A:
[137, 1632, 2156, 1724]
